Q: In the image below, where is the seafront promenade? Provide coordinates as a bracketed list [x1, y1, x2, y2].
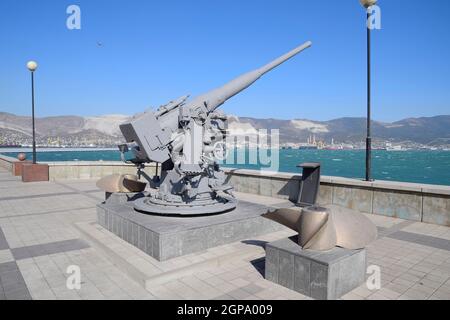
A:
[1, 164, 450, 300]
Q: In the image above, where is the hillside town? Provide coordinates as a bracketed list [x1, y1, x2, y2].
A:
[1, 129, 448, 151]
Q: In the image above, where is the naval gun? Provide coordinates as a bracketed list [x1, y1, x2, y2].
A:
[119, 41, 312, 215]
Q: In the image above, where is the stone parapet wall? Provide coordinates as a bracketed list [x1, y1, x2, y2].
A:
[223, 168, 450, 227]
[0, 156, 157, 180]
[0, 154, 17, 172]
[1, 155, 448, 227]
[45, 161, 156, 180]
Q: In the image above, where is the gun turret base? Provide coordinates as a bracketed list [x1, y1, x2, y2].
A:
[133, 195, 237, 216]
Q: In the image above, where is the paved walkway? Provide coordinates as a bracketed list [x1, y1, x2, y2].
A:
[0, 167, 449, 300]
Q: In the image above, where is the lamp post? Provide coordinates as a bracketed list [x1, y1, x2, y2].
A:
[27, 61, 38, 164]
[360, 0, 377, 181]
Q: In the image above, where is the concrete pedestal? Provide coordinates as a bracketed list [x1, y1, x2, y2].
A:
[97, 196, 288, 261]
[265, 236, 366, 300]
[22, 163, 49, 182]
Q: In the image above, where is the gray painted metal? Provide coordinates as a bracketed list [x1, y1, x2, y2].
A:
[296, 162, 321, 207]
[119, 42, 312, 215]
[133, 195, 237, 216]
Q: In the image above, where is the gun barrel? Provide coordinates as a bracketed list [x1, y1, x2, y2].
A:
[191, 41, 312, 112]
[257, 41, 312, 76]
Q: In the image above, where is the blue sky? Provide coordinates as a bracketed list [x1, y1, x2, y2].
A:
[0, 0, 449, 121]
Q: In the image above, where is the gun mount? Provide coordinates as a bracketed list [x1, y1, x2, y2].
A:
[119, 41, 312, 215]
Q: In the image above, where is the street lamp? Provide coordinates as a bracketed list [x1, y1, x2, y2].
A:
[360, 0, 377, 181]
[27, 60, 38, 164]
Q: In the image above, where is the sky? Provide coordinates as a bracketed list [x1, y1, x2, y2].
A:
[0, 0, 449, 122]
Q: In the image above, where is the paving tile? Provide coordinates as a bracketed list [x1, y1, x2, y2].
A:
[164, 280, 201, 299]
[391, 277, 415, 288]
[4, 286, 32, 300]
[397, 272, 422, 283]
[240, 283, 265, 295]
[341, 292, 365, 300]
[1, 168, 450, 300]
[0, 271, 26, 287]
[216, 282, 238, 294]
[0, 227, 9, 250]
[351, 285, 375, 298]
[147, 285, 183, 300]
[194, 271, 214, 280]
[227, 288, 252, 299]
[407, 269, 427, 279]
[0, 249, 14, 264]
[10, 239, 90, 260]
[203, 276, 225, 287]
[430, 292, 450, 300]
[0, 261, 32, 300]
[367, 292, 390, 300]
[388, 231, 450, 251]
[397, 294, 418, 300]
[229, 277, 250, 288]
[0, 261, 18, 274]
[0, 191, 78, 202]
[376, 288, 401, 299]
[416, 278, 441, 290]
[402, 288, 432, 300]
[213, 294, 235, 300]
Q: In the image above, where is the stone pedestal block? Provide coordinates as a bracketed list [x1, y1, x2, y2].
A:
[265, 236, 366, 300]
[13, 161, 32, 176]
[97, 199, 288, 261]
[22, 164, 49, 182]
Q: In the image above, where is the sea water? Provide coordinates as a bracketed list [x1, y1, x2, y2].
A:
[1, 149, 449, 186]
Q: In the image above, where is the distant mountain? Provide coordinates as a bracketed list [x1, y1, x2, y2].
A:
[0, 112, 130, 147]
[1, 111, 449, 147]
[0, 112, 129, 137]
[228, 115, 450, 145]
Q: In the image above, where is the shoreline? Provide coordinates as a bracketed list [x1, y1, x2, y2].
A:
[0, 147, 117, 153]
[1, 147, 449, 153]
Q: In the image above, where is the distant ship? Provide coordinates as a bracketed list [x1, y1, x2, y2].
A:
[299, 144, 318, 150]
[386, 143, 405, 151]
